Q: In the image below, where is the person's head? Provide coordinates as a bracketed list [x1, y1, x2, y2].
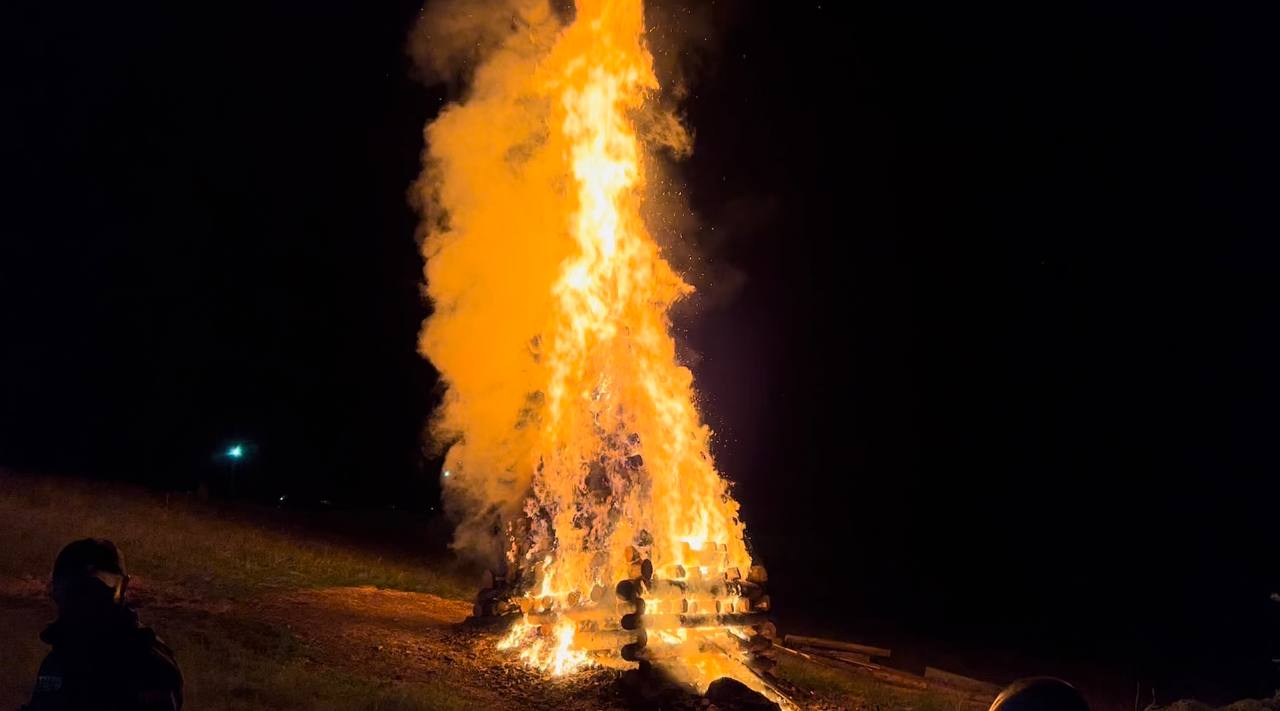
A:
[50, 538, 130, 618]
[990, 678, 1089, 711]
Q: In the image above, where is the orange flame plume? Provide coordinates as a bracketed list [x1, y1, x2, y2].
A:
[419, 0, 768, 694]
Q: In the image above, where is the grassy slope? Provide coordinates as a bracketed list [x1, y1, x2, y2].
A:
[0, 474, 473, 600]
[774, 653, 973, 711]
[0, 473, 976, 710]
[0, 473, 482, 710]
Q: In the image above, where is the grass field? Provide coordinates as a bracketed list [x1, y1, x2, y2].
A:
[0, 472, 487, 710]
[0, 473, 474, 600]
[0, 472, 979, 710]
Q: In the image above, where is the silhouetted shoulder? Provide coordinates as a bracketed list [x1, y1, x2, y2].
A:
[134, 627, 184, 710]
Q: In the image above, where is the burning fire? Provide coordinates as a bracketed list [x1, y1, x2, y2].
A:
[419, 0, 770, 695]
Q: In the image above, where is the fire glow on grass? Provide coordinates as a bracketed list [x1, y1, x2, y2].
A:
[419, 0, 765, 694]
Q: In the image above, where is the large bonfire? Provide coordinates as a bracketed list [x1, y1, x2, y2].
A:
[418, 0, 769, 694]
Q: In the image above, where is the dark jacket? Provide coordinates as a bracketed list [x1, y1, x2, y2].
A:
[23, 606, 183, 711]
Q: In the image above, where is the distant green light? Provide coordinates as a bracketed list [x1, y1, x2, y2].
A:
[227, 444, 244, 459]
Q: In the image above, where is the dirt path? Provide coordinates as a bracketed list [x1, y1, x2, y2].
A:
[256, 586, 626, 710]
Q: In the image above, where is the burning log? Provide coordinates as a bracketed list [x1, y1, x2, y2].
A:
[622, 609, 766, 631]
[623, 635, 721, 662]
[630, 559, 654, 582]
[648, 577, 690, 595]
[495, 548, 775, 696]
[572, 628, 645, 652]
[627, 612, 770, 630]
[681, 541, 729, 567]
[679, 596, 724, 614]
[524, 604, 633, 625]
[620, 638, 648, 662]
[615, 578, 644, 602]
[727, 579, 766, 601]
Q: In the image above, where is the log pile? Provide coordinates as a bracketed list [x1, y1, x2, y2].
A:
[477, 556, 1003, 706]
[475, 543, 779, 675]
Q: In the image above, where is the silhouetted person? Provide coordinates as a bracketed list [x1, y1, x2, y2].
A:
[23, 539, 183, 711]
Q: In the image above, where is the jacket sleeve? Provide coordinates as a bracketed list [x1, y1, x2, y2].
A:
[134, 639, 183, 711]
[22, 651, 63, 711]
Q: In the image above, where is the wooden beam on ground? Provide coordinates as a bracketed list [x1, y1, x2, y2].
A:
[822, 649, 872, 665]
[783, 634, 891, 659]
[775, 644, 929, 691]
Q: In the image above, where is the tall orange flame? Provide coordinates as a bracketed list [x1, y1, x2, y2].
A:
[419, 0, 755, 690]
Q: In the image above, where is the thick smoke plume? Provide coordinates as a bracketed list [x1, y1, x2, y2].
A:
[409, 0, 743, 576]
[411, 0, 568, 565]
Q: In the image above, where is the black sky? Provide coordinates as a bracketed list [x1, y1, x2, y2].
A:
[3, 1, 1278, 704]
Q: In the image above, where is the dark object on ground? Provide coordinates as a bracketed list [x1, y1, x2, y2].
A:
[705, 677, 782, 711]
[989, 677, 1088, 711]
[621, 665, 699, 710]
[619, 667, 781, 711]
[23, 539, 184, 711]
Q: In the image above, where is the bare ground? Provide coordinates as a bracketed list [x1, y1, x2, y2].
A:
[256, 586, 626, 710]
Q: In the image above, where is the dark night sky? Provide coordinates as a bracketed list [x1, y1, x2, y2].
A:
[3, 1, 1278, 703]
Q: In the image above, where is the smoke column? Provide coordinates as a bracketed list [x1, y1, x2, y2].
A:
[412, 0, 748, 605]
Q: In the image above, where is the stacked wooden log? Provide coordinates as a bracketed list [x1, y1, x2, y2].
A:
[607, 545, 777, 670]
[480, 542, 778, 674]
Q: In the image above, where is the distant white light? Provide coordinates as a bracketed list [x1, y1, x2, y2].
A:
[227, 444, 244, 459]
[442, 469, 452, 478]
